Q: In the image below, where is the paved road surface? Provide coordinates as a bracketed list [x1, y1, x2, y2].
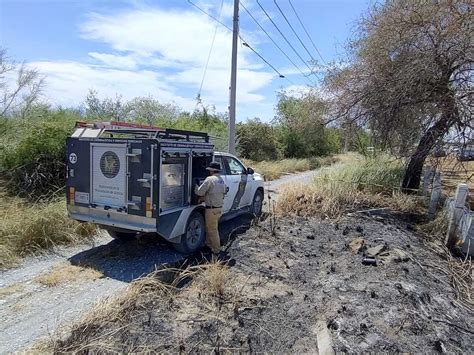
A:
[0, 168, 321, 353]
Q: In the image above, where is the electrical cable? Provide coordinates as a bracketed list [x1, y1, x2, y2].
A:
[240, 1, 314, 86]
[240, 41, 293, 84]
[197, 0, 225, 107]
[274, 0, 316, 63]
[288, 0, 326, 64]
[256, 0, 317, 79]
[187, 0, 288, 80]
[187, 0, 232, 31]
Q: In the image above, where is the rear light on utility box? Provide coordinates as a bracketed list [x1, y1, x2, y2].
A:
[69, 187, 75, 205]
[146, 197, 152, 217]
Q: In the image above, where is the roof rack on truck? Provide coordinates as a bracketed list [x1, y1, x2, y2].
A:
[72, 121, 210, 143]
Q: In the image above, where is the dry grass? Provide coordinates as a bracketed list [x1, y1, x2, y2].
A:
[38, 272, 175, 353]
[38, 260, 236, 353]
[35, 263, 103, 287]
[418, 212, 473, 311]
[190, 260, 229, 298]
[276, 155, 423, 218]
[244, 154, 342, 181]
[0, 283, 25, 298]
[0, 194, 97, 269]
[426, 154, 474, 209]
[418, 212, 449, 241]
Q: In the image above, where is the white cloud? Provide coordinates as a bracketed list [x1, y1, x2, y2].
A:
[282, 84, 314, 97]
[88, 52, 138, 70]
[170, 67, 273, 103]
[282, 84, 332, 101]
[80, 7, 255, 70]
[20, 3, 278, 120]
[31, 60, 195, 110]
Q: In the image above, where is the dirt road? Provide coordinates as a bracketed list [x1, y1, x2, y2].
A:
[0, 169, 315, 353]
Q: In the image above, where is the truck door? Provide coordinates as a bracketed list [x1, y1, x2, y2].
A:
[90, 143, 128, 208]
[222, 156, 251, 211]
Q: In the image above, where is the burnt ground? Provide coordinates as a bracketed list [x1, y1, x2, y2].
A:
[48, 211, 474, 353]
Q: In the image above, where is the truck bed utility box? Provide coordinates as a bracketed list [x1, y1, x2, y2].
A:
[67, 121, 264, 253]
[67, 121, 214, 239]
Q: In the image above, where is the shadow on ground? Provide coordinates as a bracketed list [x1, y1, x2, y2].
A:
[69, 214, 254, 282]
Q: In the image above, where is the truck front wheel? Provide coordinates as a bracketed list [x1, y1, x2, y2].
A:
[251, 190, 264, 217]
[173, 211, 206, 254]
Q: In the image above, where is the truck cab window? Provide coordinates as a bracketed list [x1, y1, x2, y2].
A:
[213, 155, 227, 175]
[226, 157, 246, 175]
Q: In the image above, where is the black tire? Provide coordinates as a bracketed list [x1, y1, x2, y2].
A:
[172, 211, 206, 254]
[251, 190, 264, 217]
[106, 229, 137, 241]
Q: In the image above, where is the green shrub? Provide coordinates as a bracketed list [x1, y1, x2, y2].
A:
[237, 118, 279, 161]
[0, 109, 79, 198]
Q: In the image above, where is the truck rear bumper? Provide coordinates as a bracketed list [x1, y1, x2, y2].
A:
[68, 205, 156, 233]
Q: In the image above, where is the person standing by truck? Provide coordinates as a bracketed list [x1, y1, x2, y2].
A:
[195, 162, 227, 257]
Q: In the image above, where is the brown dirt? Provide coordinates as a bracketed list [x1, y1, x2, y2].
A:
[44, 211, 474, 353]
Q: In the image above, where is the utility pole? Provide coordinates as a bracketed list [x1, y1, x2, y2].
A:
[228, 0, 239, 154]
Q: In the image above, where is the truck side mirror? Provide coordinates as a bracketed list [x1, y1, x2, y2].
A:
[247, 167, 254, 175]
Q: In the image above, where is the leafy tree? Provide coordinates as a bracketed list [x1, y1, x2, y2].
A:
[0, 48, 45, 120]
[326, 0, 473, 190]
[84, 89, 129, 121]
[275, 90, 341, 158]
[237, 118, 279, 161]
[126, 96, 181, 126]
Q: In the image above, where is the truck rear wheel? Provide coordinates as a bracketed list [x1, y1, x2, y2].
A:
[173, 211, 205, 254]
[106, 229, 137, 241]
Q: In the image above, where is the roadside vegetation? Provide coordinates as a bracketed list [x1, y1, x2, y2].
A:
[0, 194, 96, 268]
[277, 154, 422, 218]
[38, 261, 233, 352]
[244, 155, 339, 181]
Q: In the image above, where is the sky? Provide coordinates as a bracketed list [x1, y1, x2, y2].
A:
[0, 0, 372, 121]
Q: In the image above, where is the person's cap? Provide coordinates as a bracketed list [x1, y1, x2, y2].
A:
[206, 162, 221, 171]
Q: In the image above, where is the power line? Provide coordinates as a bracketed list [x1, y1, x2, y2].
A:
[197, 0, 225, 105]
[288, 0, 326, 64]
[273, 0, 317, 64]
[241, 41, 292, 84]
[187, 0, 232, 31]
[240, 1, 313, 86]
[256, 0, 317, 80]
[187, 0, 288, 80]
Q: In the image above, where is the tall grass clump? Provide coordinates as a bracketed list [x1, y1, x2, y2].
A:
[277, 155, 422, 218]
[319, 155, 405, 193]
[0, 196, 96, 268]
[244, 155, 341, 181]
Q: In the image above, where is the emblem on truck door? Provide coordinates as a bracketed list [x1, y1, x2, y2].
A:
[100, 151, 120, 178]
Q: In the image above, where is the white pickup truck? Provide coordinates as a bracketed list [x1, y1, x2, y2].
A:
[66, 121, 264, 253]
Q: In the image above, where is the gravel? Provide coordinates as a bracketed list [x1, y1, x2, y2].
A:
[0, 169, 305, 353]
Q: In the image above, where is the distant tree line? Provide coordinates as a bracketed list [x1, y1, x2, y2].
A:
[4, 0, 469, 198]
[0, 50, 345, 198]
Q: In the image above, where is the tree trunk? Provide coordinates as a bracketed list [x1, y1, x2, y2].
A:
[401, 132, 438, 192]
[402, 99, 456, 191]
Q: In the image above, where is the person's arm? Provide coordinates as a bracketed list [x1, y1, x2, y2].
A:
[195, 177, 211, 196]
